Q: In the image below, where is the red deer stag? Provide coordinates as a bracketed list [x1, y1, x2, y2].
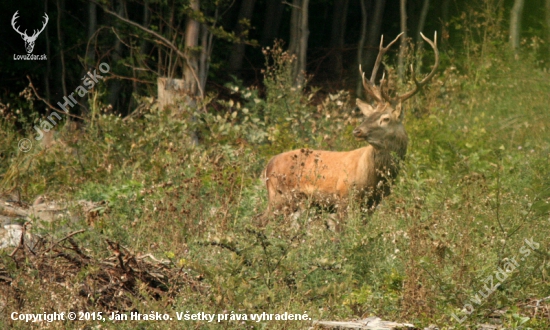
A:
[263, 32, 439, 221]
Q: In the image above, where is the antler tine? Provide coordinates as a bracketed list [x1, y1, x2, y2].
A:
[11, 11, 26, 37]
[361, 71, 369, 93]
[31, 13, 49, 37]
[369, 32, 404, 83]
[398, 31, 440, 102]
[39, 14, 49, 33]
[359, 64, 382, 102]
[11, 10, 19, 26]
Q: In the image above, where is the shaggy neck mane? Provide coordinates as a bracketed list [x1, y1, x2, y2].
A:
[372, 131, 408, 180]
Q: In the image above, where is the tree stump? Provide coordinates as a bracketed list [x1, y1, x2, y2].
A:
[157, 77, 186, 111]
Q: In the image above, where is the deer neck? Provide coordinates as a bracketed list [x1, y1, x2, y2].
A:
[371, 132, 408, 179]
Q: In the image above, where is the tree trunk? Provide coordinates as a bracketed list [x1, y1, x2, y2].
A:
[107, 0, 126, 110]
[288, 0, 309, 86]
[546, 0, 550, 62]
[329, 0, 349, 78]
[416, 0, 429, 41]
[183, 0, 201, 145]
[199, 22, 211, 93]
[510, 0, 525, 56]
[297, 0, 309, 86]
[288, 0, 301, 60]
[261, 0, 285, 46]
[397, 0, 407, 81]
[363, 0, 386, 82]
[356, 0, 368, 96]
[87, 1, 97, 63]
[44, 0, 51, 103]
[228, 0, 257, 74]
[183, 0, 200, 97]
[140, 0, 150, 56]
[441, 0, 450, 50]
[167, 1, 177, 78]
[200, 6, 218, 94]
[131, 0, 150, 112]
[415, 0, 429, 72]
[79, 0, 97, 114]
[56, 0, 67, 98]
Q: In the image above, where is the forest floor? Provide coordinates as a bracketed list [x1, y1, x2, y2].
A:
[1, 44, 550, 329]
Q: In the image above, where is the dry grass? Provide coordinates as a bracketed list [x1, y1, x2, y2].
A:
[1, 32, 550, 329]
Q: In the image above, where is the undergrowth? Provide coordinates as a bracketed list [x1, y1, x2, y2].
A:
[1, 15, 550, 330]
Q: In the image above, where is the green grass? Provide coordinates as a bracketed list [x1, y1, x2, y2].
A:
[1, 43, 550, 329]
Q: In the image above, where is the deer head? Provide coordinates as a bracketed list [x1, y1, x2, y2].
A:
[11, 11, 49, 54]
[354, 32, 439, 150]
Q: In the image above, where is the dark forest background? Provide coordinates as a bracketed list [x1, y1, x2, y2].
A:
[0, 0, 546, 116]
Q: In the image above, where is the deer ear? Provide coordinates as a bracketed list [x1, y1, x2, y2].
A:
[393, 102, 404, 120]
[356, 98, 375, 117]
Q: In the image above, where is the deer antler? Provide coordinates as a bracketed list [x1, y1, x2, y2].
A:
[11, 12, 49, 39]
[30, 13, 49, 39]
[359, 65, 382, 103]
[359, 33, 404, 103]
[370, 32, 404, 83]
[11, 11, 27, 38]
[397, 32, 439, 102]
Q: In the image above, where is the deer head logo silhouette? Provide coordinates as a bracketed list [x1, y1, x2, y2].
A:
[11, 11, 49, 54]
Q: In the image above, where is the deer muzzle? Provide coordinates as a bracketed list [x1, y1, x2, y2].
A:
[353, 127, 367, 138]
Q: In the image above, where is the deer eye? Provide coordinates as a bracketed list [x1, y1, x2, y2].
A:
[381, 117, 390, 124]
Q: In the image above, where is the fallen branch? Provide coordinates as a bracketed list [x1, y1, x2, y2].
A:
[26, 76, 85, 120]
